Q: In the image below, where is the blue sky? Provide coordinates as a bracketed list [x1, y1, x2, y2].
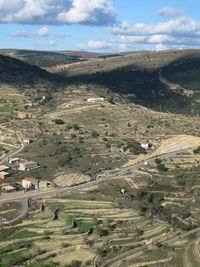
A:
[0, 0, 200, 52]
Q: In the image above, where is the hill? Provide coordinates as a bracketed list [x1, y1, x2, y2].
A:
[53, 49, 200, 115]
[0, 49, 117, 68]
[0, 54, 65, 86]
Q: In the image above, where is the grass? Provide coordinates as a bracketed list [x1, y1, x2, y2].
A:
[77, 221, 94, 234]
[0, 241, 32, 255]
[0, 248, 40, 267]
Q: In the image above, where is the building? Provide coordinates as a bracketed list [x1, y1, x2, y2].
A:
[141, 141, 152, 150]
[8, 158, 21, 164]
[19, 161, 39, 171]
[1, 185, 16, 193]
[0, 165, 9, 172]
[23, 139, 31, 144]
[87, 97, 104, 103]
[22, 177, 39, 190]
[0, 172, 9, 180]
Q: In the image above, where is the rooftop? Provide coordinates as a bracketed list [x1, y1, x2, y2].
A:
[21, 161, 38, 166]
[22, 177, 38, 183]
[0, 171, 9, 175]
[0, 165, 9, 171]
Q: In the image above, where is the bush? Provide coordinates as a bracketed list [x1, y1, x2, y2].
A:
[91, 131, 99, 138]
[155, 158, 162, 164]
[53, 119, 65, 125]
[193, 146, 200, 154]
[157, 163, 168, 172]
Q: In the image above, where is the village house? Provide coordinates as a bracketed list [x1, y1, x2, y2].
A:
[141, 141, 152, 150]
[1, 184, 16, 193]
[22, 177, 39, 190]
[0, 171, 9, 180]
[8, 157, 21, 164]
[0, 165, 9, 172]
[23, 139, 31, 144]
[19, 161, 39, 171]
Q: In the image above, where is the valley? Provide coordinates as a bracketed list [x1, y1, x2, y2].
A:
[0, 49, 200, 267]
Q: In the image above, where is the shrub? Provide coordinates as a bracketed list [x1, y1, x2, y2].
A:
[53, 119, 65, 125]
[91, 131, 99, 138]
[193, 146, 200, 154]
[157, 163, 168, 172]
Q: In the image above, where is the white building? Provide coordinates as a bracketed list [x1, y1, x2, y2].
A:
[19, 161, 39, 171]
[87, 98, 104, 103]
[8, 158, 21, 164]
[141, 141, 152, 150]
[22, 177, 39, 190]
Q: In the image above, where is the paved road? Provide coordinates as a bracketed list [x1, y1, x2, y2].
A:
[0, 149, 188, 205]
[0, 148, 188, 227]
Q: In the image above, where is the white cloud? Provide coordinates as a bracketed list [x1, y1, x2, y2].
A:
[78, 40, 112, 50]
[9, 27, 50, 37]
[36, 26, 49, 36]
[77, 39, 129, 52]
[10, 30, 32, 37]
[0, 0, 116, 25]
[111, 12, 200, 50]
[57, 0, 116, 25]
[157, 6, 183, 18]
[155, 44, 169, 51]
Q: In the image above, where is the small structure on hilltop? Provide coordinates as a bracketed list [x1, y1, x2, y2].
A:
[87, 97, 104, 103]
[19, 161, 39, 171]
[22, 177, 39, 190]
[0, 171, 9, 180]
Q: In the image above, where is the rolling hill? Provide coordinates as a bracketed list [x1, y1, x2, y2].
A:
[54, 49, 200, 115]
[0, 54, 65, 86]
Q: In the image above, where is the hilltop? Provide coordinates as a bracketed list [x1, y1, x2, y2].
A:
[0, 49, 117, 68]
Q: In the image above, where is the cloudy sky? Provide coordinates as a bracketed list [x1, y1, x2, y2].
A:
[0, 0, 200, 52]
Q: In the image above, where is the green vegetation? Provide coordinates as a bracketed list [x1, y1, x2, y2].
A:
[193, 146, 200, 154]
[123, 139, 146, 155]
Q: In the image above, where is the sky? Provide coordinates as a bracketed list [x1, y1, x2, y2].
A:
[0, 0, 200, 52]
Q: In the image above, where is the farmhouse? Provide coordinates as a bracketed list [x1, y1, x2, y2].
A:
[22, 177, 39, 190]
[0, 171, 9, 180]
[19, 161, 39, 171]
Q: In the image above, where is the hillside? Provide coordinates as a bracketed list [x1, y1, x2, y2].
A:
[53, 49, 200, 115]
[0, 49, 116, 68]
[0, 54, 65, 86]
